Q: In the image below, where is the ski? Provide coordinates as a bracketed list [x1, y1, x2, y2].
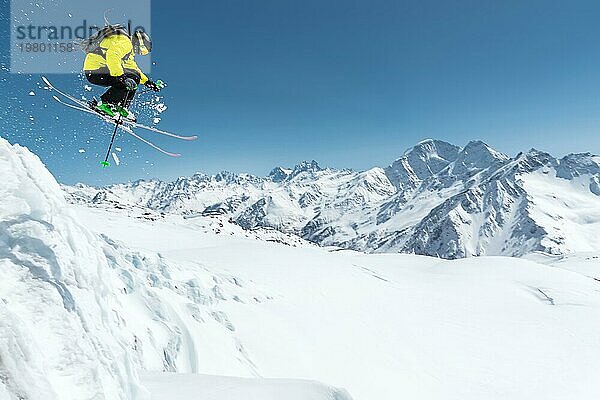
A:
[42, 76, 198, 141]
[42, 76, 90, 109]
[124, 128, 182, 158]
[52, 95, 108, 118]
[126, 120, 198, 141]
[52, 95, 130, 128]
[51, 95, 182, 158]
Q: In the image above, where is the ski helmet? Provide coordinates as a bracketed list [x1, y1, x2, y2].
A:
[132, 29, 152, 55]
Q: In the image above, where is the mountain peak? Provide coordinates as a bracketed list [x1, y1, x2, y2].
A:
[557, 152, 600, 179]
[463, 140, 506, 156]
[295, 160, 322, 171]
[453, 140, 509, 171]
[289, 160, 324, 178]
[403, 139, 459, 158]
[269, 166, 293, 182]
[385, 140, 461, 190]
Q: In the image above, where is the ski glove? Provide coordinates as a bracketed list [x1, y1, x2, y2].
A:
[119, 75, 138, 91]
[144, 80, 163, 92]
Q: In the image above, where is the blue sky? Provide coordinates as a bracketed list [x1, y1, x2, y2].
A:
[1, 0, 600, 185]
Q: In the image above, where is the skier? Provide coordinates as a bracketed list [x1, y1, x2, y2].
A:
[83, 27, 162, 121]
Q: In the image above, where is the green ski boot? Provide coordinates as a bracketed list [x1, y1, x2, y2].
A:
[94, 101, 117, 118]
[116, 106, 136, 122]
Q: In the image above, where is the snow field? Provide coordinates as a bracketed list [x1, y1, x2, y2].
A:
[3, 136, 600, 400]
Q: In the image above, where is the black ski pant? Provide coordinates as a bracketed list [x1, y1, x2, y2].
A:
[85, 67, 141, 107]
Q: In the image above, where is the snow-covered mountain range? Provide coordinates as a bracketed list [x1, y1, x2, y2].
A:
[3, 136, 600, 400]
[65, 139, 600, 259]
[0, 138, 600, 400]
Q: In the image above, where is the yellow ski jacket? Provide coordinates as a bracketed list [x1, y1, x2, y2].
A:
[83, 34, 148, 84]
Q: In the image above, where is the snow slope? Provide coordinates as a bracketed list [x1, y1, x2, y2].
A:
[142, 372, 352, 400]
[0, 137, 349, 400]
[524, 251, 600, 281]
[75, 204, 600, 400]
[0, 138, 147, 400]
[3, 136, 600, 400]
[64, 140, 600, 259]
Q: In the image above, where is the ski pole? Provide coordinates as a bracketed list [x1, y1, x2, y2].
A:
[101, 89, 133, 168]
